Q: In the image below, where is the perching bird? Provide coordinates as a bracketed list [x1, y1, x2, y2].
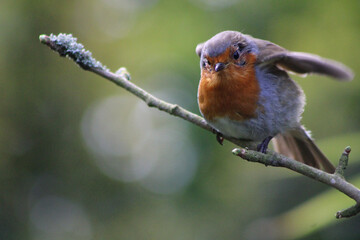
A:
[196, 31, 354, 173]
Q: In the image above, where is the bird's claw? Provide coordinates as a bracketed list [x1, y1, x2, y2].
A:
[216, 133, 224, 145]
[212, 129, 224, 145]
[257, 136, 273, 153]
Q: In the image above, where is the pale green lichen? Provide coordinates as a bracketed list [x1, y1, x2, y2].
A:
[39, 33, 108, 71]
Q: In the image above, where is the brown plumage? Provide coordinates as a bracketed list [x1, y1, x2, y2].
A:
[196, 31, 354, 173]
[198, 52, 259, 121]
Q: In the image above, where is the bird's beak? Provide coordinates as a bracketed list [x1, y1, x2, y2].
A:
[215, 62, 226, 72]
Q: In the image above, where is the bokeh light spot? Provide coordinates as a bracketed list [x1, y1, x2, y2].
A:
[81, 90, 198, 194]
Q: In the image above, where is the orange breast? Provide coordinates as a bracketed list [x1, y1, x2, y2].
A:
[198, 53, 260, 121]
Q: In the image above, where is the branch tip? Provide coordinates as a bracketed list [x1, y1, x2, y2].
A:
[232, 148, 246, 158]
[39, 34, 48, 43]
[39, 33, 108, 71]
[344, 146, 351, 155]
[336, 203, 360, 219]
[335, 146, 351, 178]
[232, 148, 240, 156]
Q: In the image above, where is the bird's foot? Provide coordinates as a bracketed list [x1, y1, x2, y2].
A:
[257, 136, 273, 153]
[212, 129, 224, 145]
[216, 133, 224, 145]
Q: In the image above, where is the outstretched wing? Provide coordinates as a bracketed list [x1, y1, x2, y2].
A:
[254, 38, 354, 81]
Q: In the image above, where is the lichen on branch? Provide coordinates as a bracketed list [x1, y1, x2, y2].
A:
[39, 33, 108, 71]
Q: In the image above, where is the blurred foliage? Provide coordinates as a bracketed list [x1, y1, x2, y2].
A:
[1, 0, 360, 239]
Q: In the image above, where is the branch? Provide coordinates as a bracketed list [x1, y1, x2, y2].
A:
[232, 146, 360, 218]
[40, 33, 360, 218]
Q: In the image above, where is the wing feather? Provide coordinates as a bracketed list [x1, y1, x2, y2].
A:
[254, 38, 354, 81]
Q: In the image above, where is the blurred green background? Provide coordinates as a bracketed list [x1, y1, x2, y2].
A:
[1, 0, 360, 239]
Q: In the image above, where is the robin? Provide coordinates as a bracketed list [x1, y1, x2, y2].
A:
[196, 31, 354, 173]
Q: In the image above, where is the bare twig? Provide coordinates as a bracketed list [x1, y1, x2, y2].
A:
[40, 33, 360, 218]
[232, 147, 360, 218]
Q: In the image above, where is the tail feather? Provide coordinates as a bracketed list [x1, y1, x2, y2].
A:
[272, 127, 335, 173]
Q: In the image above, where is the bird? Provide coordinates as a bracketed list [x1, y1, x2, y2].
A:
[196, 31, 354, 173]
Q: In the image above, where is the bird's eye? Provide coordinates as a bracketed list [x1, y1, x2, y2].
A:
[233, 50, 240, 60]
